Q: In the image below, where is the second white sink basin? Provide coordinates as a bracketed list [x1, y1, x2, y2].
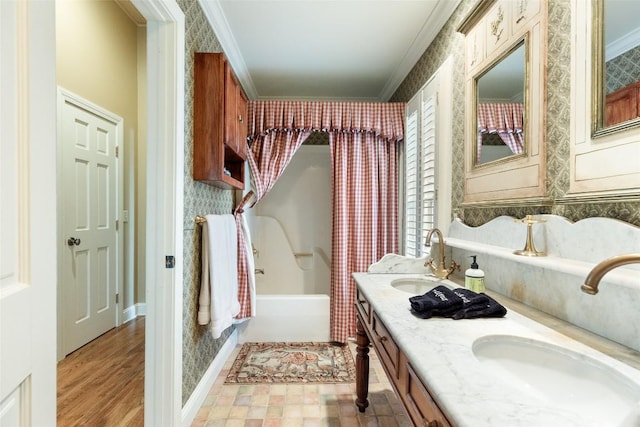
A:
[473, 334, 640, 426]
[390, 277, 444, 294]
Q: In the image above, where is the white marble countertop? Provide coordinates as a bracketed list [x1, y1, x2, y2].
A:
[354, 272, 640, 427]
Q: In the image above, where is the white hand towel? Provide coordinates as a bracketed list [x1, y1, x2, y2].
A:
[197, 214, 240, 338]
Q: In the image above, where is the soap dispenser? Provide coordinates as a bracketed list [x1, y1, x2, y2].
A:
[465, 255, 485, 293]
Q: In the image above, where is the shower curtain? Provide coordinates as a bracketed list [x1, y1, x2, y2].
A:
[476, 103, 524, 161]
[329, 131, 399, 342]
[241, 101, 404, 341]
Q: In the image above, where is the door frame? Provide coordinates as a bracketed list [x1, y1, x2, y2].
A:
[130, 1, 185, 425]
[56, 87, 125, 360]
[58, 0, 187, 424]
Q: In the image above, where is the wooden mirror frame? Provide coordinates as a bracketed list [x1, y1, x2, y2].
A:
[568, 0, 640, 198]
[459, 0, 547, 205]
[473, 37, 528, 167]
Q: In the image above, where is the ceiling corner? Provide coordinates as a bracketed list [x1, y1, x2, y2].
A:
[378, 0, 462, 101]
[198, 0, 259, 99]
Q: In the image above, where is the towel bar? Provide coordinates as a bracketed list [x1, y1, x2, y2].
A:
[294, 253, 313, 258]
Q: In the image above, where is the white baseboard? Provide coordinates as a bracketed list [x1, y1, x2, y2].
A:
[122, 303, 147, 323]
[181, 329, 238, 427]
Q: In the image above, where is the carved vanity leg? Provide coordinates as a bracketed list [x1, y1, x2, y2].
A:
[355, 316, 370, 413]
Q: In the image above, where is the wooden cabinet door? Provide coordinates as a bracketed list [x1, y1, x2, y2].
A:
[237, 87, 248, 159]
[224, 61, 239, 153]
[605, 82, 640, 127]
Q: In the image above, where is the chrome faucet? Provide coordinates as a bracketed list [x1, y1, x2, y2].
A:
[581, 253, 640, 295]
[424, 228, 459, 279]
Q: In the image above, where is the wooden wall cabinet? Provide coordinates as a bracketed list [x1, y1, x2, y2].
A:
[355, 290, 452, 427]
[194, 52, 248, 189]
[606, 82, 640, 127]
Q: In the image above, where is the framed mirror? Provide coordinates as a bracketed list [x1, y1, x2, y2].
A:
[593, 0, 640, 135]
[459, 0, 546, 204]
[569, 0, 640, 196]
[474, 39, 527, 166]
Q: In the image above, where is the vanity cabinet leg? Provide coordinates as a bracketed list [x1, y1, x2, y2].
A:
[355, 316, 370, 413]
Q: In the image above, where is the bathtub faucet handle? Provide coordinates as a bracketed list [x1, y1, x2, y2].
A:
[255, 268, 264, 275]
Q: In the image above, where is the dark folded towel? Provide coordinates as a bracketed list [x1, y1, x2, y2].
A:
[409, 285, 464, 319]
[449, 288, 507, 319]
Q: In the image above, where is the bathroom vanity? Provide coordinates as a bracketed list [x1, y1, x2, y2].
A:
[353, 272, 640, 427]
[355, 284, 451, 426]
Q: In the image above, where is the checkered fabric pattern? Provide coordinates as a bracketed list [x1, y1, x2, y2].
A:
[247, 101, 405, 141]
[329, 132, 399, 343]
[238, 101, 404, 333]
[477, 103, 524, 161]
[234, 211, 251, 319]
[233, 129, 309, 319]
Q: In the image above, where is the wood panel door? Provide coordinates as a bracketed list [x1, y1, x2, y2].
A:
[0, 1, 57, 425]
[59, 90, 122, 356]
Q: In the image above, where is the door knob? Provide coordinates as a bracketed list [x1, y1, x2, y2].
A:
[67, 237, 81, 246]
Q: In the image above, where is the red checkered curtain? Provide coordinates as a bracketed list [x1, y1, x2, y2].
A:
[234, 102, 312, 319]
[329, 131, 399, 343]
[477, 103, 524, 161]
[237, 101, 405, 332]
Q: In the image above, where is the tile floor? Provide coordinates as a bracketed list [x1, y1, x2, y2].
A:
[192, 342, 411, 427]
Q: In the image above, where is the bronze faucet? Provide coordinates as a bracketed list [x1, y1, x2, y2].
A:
[581, 253, 640, 295]
[424, 228, 459, 279]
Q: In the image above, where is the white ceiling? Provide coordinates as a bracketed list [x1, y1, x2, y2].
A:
[199, 0, 461, 101]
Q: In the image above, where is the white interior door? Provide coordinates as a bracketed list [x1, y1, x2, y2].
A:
[0, 1, 57, 425]
[59, 90, 122, 356]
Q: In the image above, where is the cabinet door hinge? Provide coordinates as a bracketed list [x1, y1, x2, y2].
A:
[115, 219, 119, 231]
[115, 293, 119, 304]
[115, 146, 119, 158]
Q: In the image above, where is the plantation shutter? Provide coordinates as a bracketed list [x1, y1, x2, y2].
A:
[404, 108, 420, 257]
[420, 93, 437, 256]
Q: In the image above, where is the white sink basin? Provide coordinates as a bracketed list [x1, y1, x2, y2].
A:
[390, 277, 444, 294]
[473, 334, 640, 426]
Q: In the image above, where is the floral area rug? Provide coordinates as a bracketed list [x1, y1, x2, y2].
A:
[225, 342, 356, 384]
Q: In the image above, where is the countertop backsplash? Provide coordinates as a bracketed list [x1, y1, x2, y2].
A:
[443, 215, 640, 353]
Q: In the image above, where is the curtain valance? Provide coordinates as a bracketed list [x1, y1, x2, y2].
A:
[247, 100, 406, 142]
[477, 103, 524, 159]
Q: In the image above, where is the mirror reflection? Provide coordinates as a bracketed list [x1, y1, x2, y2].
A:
[601, 0, 640, 128]
[475, 41, 526, 165]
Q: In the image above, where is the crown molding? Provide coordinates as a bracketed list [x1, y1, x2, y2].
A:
[198, 0, 259, 100]
[378, 0, 462, 101]
[606, 26, 640, 61]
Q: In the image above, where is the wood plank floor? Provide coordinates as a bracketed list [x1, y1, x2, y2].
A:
[57, 317, 145, 427]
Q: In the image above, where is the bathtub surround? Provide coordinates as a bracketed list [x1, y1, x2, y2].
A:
[446, 215, 640, 352]
[251, 216, 330, 295]
[255, 146, 332, 296]
[225, 342, 356, 384]
[236, 295, 331, 343]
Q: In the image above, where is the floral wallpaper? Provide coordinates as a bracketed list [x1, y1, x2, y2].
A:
[392, 0, 640, 227]
[177, 0, 640, 407]
[178, 0, 235, 404]
[606, 45, 640, 93]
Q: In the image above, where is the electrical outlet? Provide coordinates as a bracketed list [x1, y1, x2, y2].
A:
[122, 210, 129, 222]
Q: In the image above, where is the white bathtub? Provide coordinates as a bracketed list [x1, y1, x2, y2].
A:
[237, 214, 331, 342]
[236, 294, 330, 342]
